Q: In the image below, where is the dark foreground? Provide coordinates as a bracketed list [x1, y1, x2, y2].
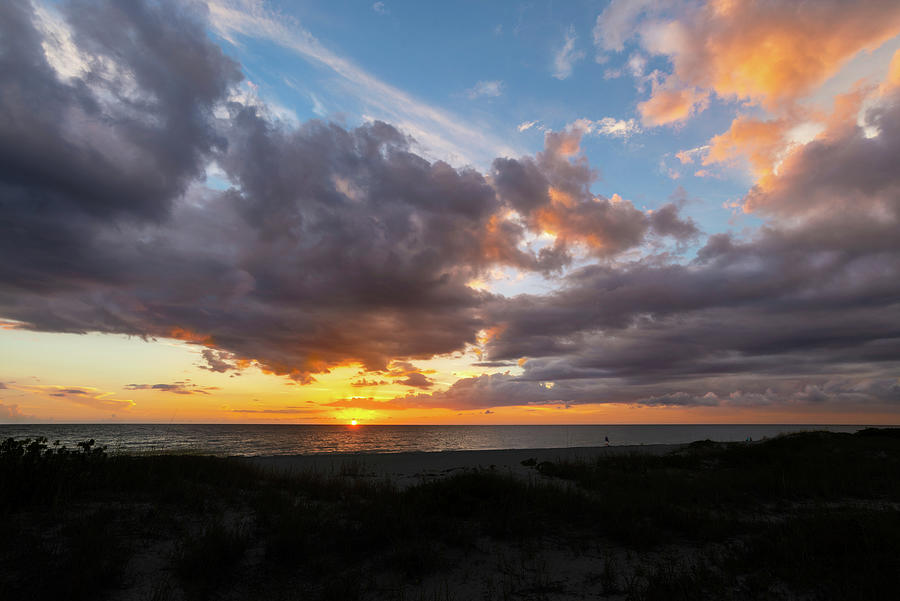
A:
[2, 430, 899, 600]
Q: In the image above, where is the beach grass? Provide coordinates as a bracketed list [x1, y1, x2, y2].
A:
[2, 429, 899, 600]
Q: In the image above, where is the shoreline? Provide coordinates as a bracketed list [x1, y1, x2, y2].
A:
[242, 442, 684, 486]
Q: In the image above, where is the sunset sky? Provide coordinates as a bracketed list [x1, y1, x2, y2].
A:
[2, 0, 900, 424]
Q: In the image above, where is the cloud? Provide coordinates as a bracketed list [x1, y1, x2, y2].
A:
[517, 120, 540, 132]
[199, 349, 239, 373]
[701, 115, 791, 181]
[491, 128, 697, 258]
[437, 92, 900, 408]
[657, 1, 900, 108]
[552, 26, 585, 80]
[26, 385, 134, 410]
[229, 406, 332, 416]
[324, 397, 410, 411]
[3, 0, 898, 416]
[0, 0, 528, 385]
[593, 0, 655, 53]
[466, 80, 504, 99]
[603, 0, 900, 125]
[463, 211, 900, 409]
[351, 378, 388, 387]
[0, 403, 35, 423]
[674, 145, 709, 165]
[124, 382, 218, 395]
[397, 372, 434, 389]
[743, 88, 900, 218]
[1, 1, 696, 392]
[571, 117, 641, 139]
[637, 76, 709, 126]
[372, 2, 386, 15]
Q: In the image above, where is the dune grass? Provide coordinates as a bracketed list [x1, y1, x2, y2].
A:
[2, 429, 899, 600]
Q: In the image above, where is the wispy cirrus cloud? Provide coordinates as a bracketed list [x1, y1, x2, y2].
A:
[21, 385, 134, 411]
[552, 25, 585, 80]
[206, 0, 518, 165]
[465, 80, 504, 99]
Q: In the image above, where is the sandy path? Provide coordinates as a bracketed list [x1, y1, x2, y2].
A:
[241, 443, 682, 487]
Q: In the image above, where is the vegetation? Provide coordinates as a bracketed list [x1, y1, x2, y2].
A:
[1, 430, 899, 600]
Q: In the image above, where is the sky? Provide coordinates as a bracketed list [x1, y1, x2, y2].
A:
[2, 0, 900, 425]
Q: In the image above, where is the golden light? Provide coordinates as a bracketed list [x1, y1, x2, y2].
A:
[350, 419, 358, 426]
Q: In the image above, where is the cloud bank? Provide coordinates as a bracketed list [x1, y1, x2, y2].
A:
[2, 0, 899, 414]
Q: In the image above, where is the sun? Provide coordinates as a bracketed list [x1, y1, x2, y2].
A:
[350, 419, 358, 426]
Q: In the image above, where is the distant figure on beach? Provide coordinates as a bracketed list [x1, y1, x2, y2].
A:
[605, 436, 609, 446]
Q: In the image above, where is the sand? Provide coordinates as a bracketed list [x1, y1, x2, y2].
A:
[242, 443, 682, 488]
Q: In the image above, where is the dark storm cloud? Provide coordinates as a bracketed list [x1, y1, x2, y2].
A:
[0, 0, 242, 361]
[649, 202, 700, 241]
[396, 372, 434, 389]
[0, 0, 240, 279]
[470, 221, 900, 407]
[0, 2, 698, 385]
[0, 1, 496, 381]
[453, 94, 900, 409]
[745, 90, 900, 219]
[395, 373, 567, 410]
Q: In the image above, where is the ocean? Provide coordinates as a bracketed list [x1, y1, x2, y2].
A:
[0, 424, 874, 456]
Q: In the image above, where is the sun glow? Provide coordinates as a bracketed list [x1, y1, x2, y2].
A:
[350, 419, 358, 426]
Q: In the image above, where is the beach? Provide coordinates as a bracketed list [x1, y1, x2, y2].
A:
[244, 443, 682, 487]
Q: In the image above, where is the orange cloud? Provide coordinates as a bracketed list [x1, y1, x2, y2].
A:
[168, 327, 213, 345]
[703, 115, 790, 181]
[888, 49, 900, 90]
[634, 0, 900, 123]
[674, 1, 899, 106]
[637, 78, 709, 126]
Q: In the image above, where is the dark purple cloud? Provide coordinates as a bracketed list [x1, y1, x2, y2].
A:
[396, 372, 435, 389]
[199, 349, 238, 373]
[450, 93, 900, 409]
